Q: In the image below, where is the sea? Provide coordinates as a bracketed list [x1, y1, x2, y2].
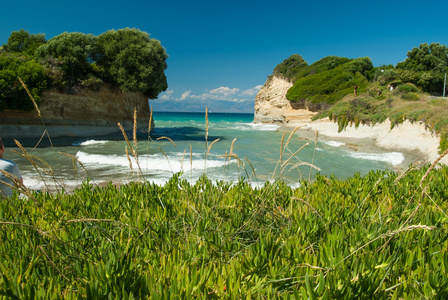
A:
[8, 112, 410, 193]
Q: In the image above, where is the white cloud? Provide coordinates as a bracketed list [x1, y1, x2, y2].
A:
[178, 90, 192, 101]
[209, 87, 240, 96]
[159, 89, 174, 100]
[156, 85, 259, 110]
[240, 85, 263, 96]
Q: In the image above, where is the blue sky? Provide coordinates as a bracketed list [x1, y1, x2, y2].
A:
[2, 0, 448, 113]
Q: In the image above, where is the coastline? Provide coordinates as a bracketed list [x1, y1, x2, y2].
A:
[275, 115, 447, 167]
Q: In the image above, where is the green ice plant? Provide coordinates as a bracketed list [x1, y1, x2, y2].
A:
[2, 153, 448, 298]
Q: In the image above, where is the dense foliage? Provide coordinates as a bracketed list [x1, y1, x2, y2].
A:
[95, 28, 168, 98]
[273, 54, 308, 80]
[2, 29, 46, 56]
[35, 32, 97, 91]
[395, 43, 448, 94]
[1, 164, 448, 298]
[0, 54, 47, 111]
[0, 28, 168, 111]
[35, 28, 168, 98]
[0, 30, 48, 111]
[286, 57, 373, 109]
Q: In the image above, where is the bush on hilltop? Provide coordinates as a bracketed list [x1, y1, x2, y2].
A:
[0, 54, 46, 111]
[273, 54, 308, 80]
[285, 56, 373, 108]
[96, 28, 168, 99]
[0, 28, 169, 111]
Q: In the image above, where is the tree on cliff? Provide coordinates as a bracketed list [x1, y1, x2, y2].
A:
[0, 55, 46, 111]
[96, 28, 168, 99]
[1, 29, 46, 56]
[35, 32, 96, 89]
[33, 28, 168, 98]
[396, 42, 448, 94]
[1, 29, 47, 111]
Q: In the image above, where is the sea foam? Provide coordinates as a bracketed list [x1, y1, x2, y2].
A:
[348, 151, 405, 165]
[242, 123, 280, 131]
[72, 140, 109, 146]
[75, 151, 233, 173]
[322, 140, 346, 147]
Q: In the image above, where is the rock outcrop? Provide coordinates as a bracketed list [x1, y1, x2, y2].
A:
[0, 85, 153, 142]
[253, 75, 316, 124]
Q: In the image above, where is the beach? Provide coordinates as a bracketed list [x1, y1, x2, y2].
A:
[278, 110, 447, 166]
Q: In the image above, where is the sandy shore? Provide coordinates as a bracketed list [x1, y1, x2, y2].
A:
[277, 116, 448, 166]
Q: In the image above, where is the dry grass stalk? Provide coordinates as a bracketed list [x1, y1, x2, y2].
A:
[14, 139, 29, 156]
[148, 106, 153, 133]
[285, 162, 321, 173]
[18, 77, 41, 117]
[219, 153, 242, 168]
[58, 152, 95, 186]
[39, 246, 70, 281]
[394, 160, 423, 184]
[309, 130, 319, 181]
[335, 222, 435, 270]
[0, 220, 49, 237]
[181, 147, 187, 172]
[125, 147, 134, 174]
[66, 218, 115, 223]
[244, 156, 256, 180]
[13, 139, 55, 193]
[230, 138, 237, 154]
[207, 138, 220, 156]
[279, 133, 285, 164]
[133, 108, 138, 152]
[284, 126, 304, 149]
[156, 136, 177, 149]
[205, 107, 209, 142]
[118, 122, 135, 157]
[190, 145, 193, 179]
[385, 224, 436, 236]
[419, 147, 448, 188]
[281, 142, 311, 168]
[0, 173, 31, 199]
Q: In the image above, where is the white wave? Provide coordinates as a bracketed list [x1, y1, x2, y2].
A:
[241, 123, 280, 131]
[75, 151, 234, 173]
[347, 151, 405, 165]
[323, 141, 346, 147]
[73, 140, 109, 146]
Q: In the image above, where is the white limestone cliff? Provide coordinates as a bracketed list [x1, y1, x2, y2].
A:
[253, 75, 316, 124]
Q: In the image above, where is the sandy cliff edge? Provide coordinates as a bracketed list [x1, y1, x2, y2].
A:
[254, 75, 447, 165]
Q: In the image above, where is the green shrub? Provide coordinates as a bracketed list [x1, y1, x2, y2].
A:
[401, 92, 420, 101]
[273, 54, 308, 79]
[397, 83, 419, 93]
[0, 54, 46, 111]
[287, 68, 369, 105]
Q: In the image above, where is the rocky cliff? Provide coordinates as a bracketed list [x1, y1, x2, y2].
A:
[253, 75, 316, 124]
[0, 85, 153, 142]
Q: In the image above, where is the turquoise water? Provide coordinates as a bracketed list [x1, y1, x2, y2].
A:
[9, 112, 407, 192]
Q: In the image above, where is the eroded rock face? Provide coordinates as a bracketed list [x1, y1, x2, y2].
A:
[0, 86, 153, 140]
[253, 75, 316, 124]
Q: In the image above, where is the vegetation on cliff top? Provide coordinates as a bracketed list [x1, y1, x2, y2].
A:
[0, 28, 168, 111]
[276, 42, 448, 150]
